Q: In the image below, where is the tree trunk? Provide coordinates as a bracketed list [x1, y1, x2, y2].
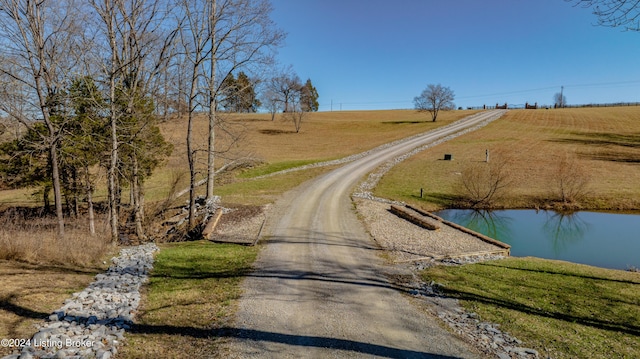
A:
[107, 7, 119, 243]
[50, 138, 65, 237]
[132, 153, 146, 240]
[85, 165, 95, 236]
[187, 70, 198, 229]
[43, 185, 51, 213]
[206, 0, 217, 202]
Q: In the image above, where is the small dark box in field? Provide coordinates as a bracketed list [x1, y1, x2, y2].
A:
[444, 154, 453, 161]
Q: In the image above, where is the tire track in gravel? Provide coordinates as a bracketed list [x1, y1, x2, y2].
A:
[219, 110, 507, 358]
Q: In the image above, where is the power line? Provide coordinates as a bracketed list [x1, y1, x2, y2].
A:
[320, 79, 640, 110]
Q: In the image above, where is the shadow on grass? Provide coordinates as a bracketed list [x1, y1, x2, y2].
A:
[476, 261, 640, 285]
[128, 324, 458, 359]
[381, 120, 430, 125]
[0, 294, 48, 320]
[437, 261, 640, 336]
[552, 131, 640, 163]
[558, 132, 640, 148]
[259, 129, 297, 135]
[441, 286, 640, 336]
[408, 193, 458, 208]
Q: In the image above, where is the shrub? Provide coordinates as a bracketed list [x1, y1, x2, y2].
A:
[551, 153, 590, 204]
[456, 150, 515, 208]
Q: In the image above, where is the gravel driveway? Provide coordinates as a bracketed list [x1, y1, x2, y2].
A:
[217, 110, 507, 358]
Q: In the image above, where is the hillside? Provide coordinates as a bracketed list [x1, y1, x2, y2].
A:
[375, 107, 640, 211]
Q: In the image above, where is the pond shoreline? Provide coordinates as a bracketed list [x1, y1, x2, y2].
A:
[434, 208, 640, 271]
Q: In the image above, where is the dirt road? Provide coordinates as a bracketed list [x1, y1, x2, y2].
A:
[219, 110, 506, 358]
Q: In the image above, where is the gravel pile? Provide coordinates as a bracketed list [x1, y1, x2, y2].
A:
[356, 199, 502, 263]
[2, 243, 158, 359]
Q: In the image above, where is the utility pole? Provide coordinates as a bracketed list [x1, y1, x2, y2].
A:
[560, 85, 564, 108]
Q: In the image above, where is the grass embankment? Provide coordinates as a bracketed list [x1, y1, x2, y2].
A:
[422, 258, 640, 359]
[376, 107, 640, 211]
[118, 241, 258, 359]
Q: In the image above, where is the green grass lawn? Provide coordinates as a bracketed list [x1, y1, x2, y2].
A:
[421, 257, 640, 359]
[118, 241, 258, 359]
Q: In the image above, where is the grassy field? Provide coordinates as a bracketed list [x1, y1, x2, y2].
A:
[421, 257, 640, 359]
[148, 109, 480, 205]
[375, 107, 640, 211]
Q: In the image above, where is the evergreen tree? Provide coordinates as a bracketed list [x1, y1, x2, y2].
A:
[61, 77, 108, 231]
[220, 72, 261, 112]
[0, 123, 51, 209]
[220, 73, 238, 112]
[115, 79, 173, 239]
[300, 78, 319, 112]
[236, 72, 261, 112]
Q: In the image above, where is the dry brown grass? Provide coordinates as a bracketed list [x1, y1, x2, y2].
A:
[0, 261, 106, 357]
[0, 209, 112, 266]
[160, 109, 479, 163]
[0, 210, 114, 356]
[376, 107, 640, 210]
[141, 110, 479, 205]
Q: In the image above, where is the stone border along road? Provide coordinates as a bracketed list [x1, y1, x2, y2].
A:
[217, 109, 542, 358]
[1, 243, 158, 359]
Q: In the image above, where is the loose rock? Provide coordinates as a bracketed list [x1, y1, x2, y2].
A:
[1, 243, 158, 359]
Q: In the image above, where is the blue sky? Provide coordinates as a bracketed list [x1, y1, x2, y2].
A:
[270, 0, 640, 111]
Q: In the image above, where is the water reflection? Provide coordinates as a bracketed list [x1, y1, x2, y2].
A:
[542, 211, 590, 255]
[439, 209, 513, 243]
[435, 208, 640, 270]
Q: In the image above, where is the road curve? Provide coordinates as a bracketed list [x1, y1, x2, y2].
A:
[220, 110, 506, 358]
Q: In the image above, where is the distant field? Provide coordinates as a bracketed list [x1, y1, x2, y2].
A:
[153, 109, 479, 205]
[375, 107, 640, 211]
[3, 107, 640, 211]
[0, 109, 476, 207]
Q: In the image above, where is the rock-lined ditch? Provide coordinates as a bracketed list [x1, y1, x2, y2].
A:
[412, 280, 540, 359]
[1, 243, 158, 359]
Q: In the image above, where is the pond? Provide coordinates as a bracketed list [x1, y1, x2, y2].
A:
[434, 209, 640, 271]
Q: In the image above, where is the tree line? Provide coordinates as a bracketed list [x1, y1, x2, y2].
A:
[0, 0, 317, 241]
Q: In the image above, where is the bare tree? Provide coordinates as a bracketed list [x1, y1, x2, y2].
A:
[89, 0, 177, 241]
[0, 0, 83, 237]
[262, 87, 280, 121]
[554, 92, 567, 108]
[267, 66, 302, 113]
[284, 88, 306, 133]
[172, 0, 283, 230]
[178, 0, 209, 230]
[456, 150, 514, 208]
[570, 0, 640, 31]
[203, 0, 284, 202]
[551, 153, 590, 204]
[414, 84, 455, 122]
